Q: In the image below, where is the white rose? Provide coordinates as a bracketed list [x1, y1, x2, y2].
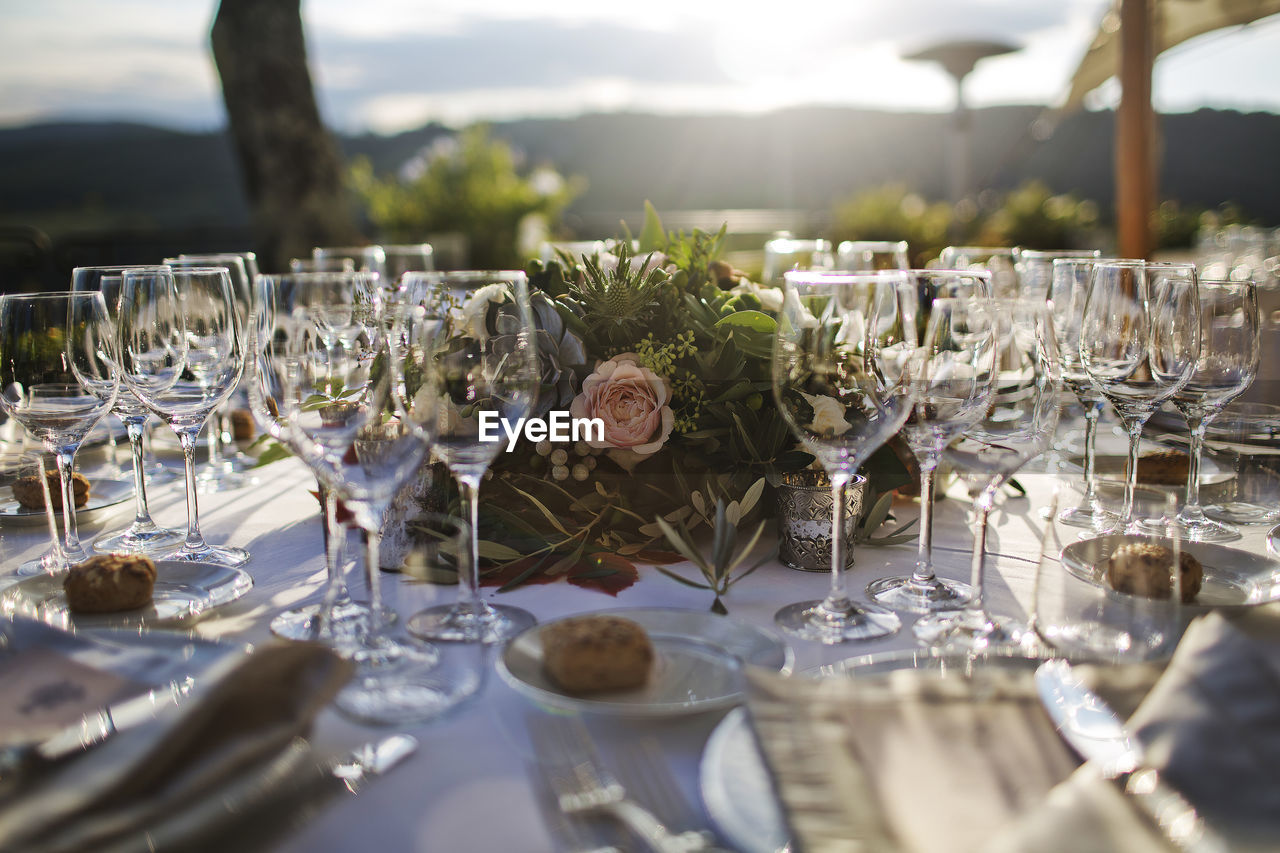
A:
[782, 286, 819, 329]
[459, 283, 510, 341]
[728, 279, 784, 312]
[799, 391, 852, 437]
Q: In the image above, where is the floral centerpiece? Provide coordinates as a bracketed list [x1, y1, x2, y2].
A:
[431, 204, 914, 596]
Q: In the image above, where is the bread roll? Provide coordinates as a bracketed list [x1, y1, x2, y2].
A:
[12, 471, 90, 511]
[542, 615, 654, 693]
[1105, 542, 1202, 603]
[63, 554, 157, 613]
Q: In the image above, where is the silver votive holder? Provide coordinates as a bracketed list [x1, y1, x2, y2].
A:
[773, 470, 867, 572]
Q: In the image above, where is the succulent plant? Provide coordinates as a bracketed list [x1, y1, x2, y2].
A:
[490, 290, 587, 417]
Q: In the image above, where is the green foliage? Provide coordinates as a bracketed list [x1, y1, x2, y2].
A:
[977, 181, 1099, 249]
[653, 496, 773, 614]
[350, 125, 583, 269]
[1152, 200, 1252, 249]
[571, 241, 672, 352]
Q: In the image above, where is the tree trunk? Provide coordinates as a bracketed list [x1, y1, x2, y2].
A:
[211, 0, 361, 272]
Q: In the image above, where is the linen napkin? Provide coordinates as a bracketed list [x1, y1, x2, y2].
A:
[745, 606, 1280, 853]
[0, 640, 352, 853]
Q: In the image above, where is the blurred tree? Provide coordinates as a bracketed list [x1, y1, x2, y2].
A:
[211, 0, 360, 272]
[977, 181, 1098, 249]
[350, 126, 582, 269]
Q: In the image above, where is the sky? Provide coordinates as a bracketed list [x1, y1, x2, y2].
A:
[1, 0, 1280, 133]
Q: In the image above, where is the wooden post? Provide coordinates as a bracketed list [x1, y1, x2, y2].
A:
[1116, 0, 1155, 259]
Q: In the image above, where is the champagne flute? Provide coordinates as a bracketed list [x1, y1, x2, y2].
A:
[397, 270, 540, 644]
[1080, 261, 1201, 533]
[914, 299, 1060, 649]
[118, 266, 249, 566]
[1048, 258, 1118, 531]
[71, 265, 186, 555]
[769, 269, 909, 642]
[1136, 280, 1260, 541]
[0, 292, 119, 565]
[866, 270, 993, 613]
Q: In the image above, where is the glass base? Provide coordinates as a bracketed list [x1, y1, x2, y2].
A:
[773, 599, 900, 644]
[333, 639, 484, 726]
[93, 523, 185, 555]
[17, 552, 65, 577]
[408, 601, 535, 644]
[1058, 503, 1120, 531]
[1134, 514, 1241, 543]
[1036, 621, 1169, 663]
[195, 466, 256, 494]
[1203, 502, 1280, 525]
[912, 609, 1027, 652]
[165, 543, 251, 568]
[866, 575, 972, 614]
[269, 598, 379, 642]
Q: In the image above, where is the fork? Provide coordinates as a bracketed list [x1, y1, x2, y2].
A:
[614, 739, 733, 853]
[528, 716, 710, 853]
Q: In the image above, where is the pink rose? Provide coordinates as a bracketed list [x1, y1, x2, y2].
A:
[570, 354, 674, 468]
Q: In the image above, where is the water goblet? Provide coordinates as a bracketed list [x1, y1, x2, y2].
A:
[1136, 280, 1260, 541]
[397, 270, 540, 644]
[118, 266, 249, 566]
[72, 265, 186, 555]
[913, 300, 1060, 650]
[1080, 261, 1200, 533]
[0, 292, 120, 565]
[1048, 258, 1119, 531]
[865, 270, 994, 613]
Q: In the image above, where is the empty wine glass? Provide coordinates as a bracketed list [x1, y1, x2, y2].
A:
[768, 270, 910, 643]
[939, 246, 1016, 296]
[762, 236, 834, 285]
[1013, 248, 1102, 301]
[118, 266, 249, 566]
[1136, 280, 1260, 542]
[914, 300, 1060, 649]
[836, 240, 909, 271]
[397, 270, 540, 644]
[72, 265, 185, 555]
[291, 257, 355, 273]
[382, 244, 435, 283]
[314, 245, 386, 276]
[1080, 261, 1200, 533]
[866, 270, 993, 613]
[0, 292, 119, 565]
[1049, 258, 1119, 531]
[10, 450, 67, 576]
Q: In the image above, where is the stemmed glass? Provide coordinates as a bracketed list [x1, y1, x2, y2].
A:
[71, 266, 186, 555]
[1049, 258, 1118, 531]
[1080, 261, 1201, 533]
[1136, 280, 1260, 541]
[118, 266, 249, 567]
[762, 237, 833, 285]
[1013, 249, 1102, 301]
[940, 246, 1016, 296]
[397, 270, 540, 644]
[913, 299, 1060, 649]
[836, 240, 909, 271]
[866, 270, 993, 613]
[769, 269, 910, 642]
[0, 292, 119, 565]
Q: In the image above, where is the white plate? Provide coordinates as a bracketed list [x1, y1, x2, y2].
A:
[0, 477, 133, 527]
[1068, 453, 1233, 489]
[497, 608, 793, 717]
[700, 708, 789, 853]
[0, 618, 246, 752]
[0, 560, 254, 630]
[1061, 534, 1280, 607]
[812, 647, 1049, 678]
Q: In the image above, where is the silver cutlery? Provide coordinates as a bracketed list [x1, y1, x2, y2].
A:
[1034, 659, 1226, 853]
[529, 716, 713, 853]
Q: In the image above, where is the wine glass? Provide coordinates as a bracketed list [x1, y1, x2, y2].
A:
[7, 450, 65, 576]
[1013, 248, 1102, 301]
[314, 245, 386, 277]
[166, 255, 256, 491]
[1136, 280, 1260, 541]
[769, 269, 910, 642]
[0, 292, 119, 565]
[914, 299, 1060, 650]
[382, 244, 435, 282]
[939, 246, 1017, 296]
[291, 257, 355, 273]
[762, 237, 833, 285]
[71, 265, 186, 555]
[397, 270, 540, 644]
[1080, 261, 1201, 533]
[1048, 258, 1119, 531]
[836, 240, 909, 271]
[866, 270, 993, 613]
[118, 266, 249, 566]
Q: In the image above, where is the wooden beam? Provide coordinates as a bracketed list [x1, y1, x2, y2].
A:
[1116, 0, 1156, 259]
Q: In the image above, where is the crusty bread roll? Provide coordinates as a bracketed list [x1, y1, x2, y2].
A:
[1136, 449, 1190, 487]
[63, 554, 157, 613]
[1106, 542, 1202, 603]
[542, 615, 655, 694]
[12, 471, 89, 511]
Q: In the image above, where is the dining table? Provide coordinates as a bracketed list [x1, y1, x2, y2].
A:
[2, 415, 1277, 853]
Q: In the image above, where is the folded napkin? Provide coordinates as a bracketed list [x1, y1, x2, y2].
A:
[0, 640, 352, 853]
[745, 605, 1280, 853]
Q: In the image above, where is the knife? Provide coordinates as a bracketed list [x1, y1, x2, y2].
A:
[1034, 660, 1227, 853]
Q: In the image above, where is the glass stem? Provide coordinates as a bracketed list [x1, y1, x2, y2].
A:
[175, 427, 207, 551]
[456, 474, 489, 617]
[322, 486, 350, 606]
[913, 457, 938, 584]
[1120, 419, 1144, 529]
[1080, 400, 1102, 507]
[207, 416, 221, 467]
[364, 517, 385, 633]
[53, 448, 86, 563]
[125, 417, 157, 529]
[1182, 414, 1208, 520]
[820, 472, 854, 614]
[964, 488, 996, 622]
